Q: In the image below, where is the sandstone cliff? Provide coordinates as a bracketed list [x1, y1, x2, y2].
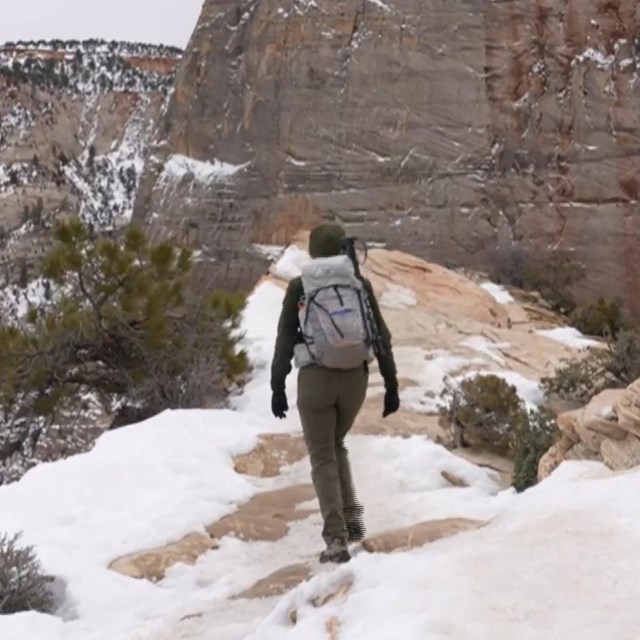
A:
[0, 40, 181, 283]
[134, 0, 640, 308]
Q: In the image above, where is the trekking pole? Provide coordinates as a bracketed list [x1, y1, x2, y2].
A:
[341, 236, 386, 357]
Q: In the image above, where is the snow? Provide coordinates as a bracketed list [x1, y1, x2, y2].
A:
[599, 405, 616, 420]
[161, 153, 249, 184]
[270, 245, 312, 281]
[574, 47, 616, 69]
[252, 244, 286, 261]
[0, 280, 513, 640]
[229, 282, 300, 428]
[399, 348, 485, 413]
[397, 341, 540, 415]
[0, 104, 33, 143]
[491, 370, 544, 408]
[0, 277, 53, 321]
[536, 327, 601, 350]
[461, 336, 508, 366]
[480, 281, 515, 304]
[367, 0, 392, 11]
[251, 464, 640, 640]
[379, 283, 417, 309]
[0, 410, 267, 563]
[64, 98, 152, 228]
[0, 271, 637, 639]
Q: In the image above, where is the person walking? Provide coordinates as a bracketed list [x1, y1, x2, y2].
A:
[270, 223, 399, 563]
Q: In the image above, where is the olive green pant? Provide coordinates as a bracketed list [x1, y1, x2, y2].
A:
[297, 363, 368, 545]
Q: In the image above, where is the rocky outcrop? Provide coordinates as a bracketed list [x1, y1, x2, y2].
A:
[134, 0, 640, 312]
[0, 40, 180, 285]
[110, 483, 317, 581]
[109, 532, 219, 582]
[361, 518, 486, 554]
[233, 433, 308, 477]
[539, 379, 640, 479]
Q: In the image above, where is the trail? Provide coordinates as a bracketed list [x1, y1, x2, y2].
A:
[112, 241, 597, 640]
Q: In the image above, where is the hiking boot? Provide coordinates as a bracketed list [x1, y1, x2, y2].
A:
[344, 506, 366, 543]
[319, 538, 351, 564]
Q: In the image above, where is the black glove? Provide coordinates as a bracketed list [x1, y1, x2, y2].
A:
[383, 386, 400, 418]
[271, 390, 289, 419]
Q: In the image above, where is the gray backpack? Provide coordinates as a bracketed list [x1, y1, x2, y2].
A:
[293, 254, 375, 370]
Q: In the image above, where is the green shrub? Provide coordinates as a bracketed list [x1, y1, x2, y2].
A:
[521, 255, 584, 315]
[512, 407, 559, 492]
[439, 374, 560, 491]
[570, 297, 629, 339]
[0, 219, 249, 422]
[439, 374, 524, 455]
[604, 329, 640, 386]
[541, 329, 640, 405]
[489, 247, 584, 314]
[0, 532, 55, 614]
[540, 351, 610, 404]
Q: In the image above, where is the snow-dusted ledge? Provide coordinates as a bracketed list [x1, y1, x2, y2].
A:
[161, 154, 250, 184]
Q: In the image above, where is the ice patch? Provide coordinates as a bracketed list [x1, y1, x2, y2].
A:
[461, 336, 509, 366]
[480, 282, 515, 304]
[399, 348, 486, 413]
[536, 327, 601, 350]
[380, 283, 417, 309]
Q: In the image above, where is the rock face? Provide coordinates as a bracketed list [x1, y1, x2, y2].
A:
[0, 40, 180, 284]
[539, 379, 640, 479]
[134, 0, 640, 312]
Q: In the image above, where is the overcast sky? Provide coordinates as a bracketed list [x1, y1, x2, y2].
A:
[0, 0, 205, 48]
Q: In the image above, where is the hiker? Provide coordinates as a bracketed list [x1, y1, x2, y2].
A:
[270, 223, 399, 563]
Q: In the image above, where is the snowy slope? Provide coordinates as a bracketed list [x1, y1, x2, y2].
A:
[251, 463, 640, 640]
[0, 281, 507, 640]
[0, 261, 634, 640]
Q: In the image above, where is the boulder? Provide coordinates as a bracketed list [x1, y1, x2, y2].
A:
[538, 435, 575, 481]
[581, 389, 627, 440]
[614, 380, 640, 440]
[601, 436, 640, 471]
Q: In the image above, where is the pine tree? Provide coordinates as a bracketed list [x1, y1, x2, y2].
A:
[0, 219, 248, 422]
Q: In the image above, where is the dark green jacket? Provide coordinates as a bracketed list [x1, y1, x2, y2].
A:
[270, 224, 398, 394]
